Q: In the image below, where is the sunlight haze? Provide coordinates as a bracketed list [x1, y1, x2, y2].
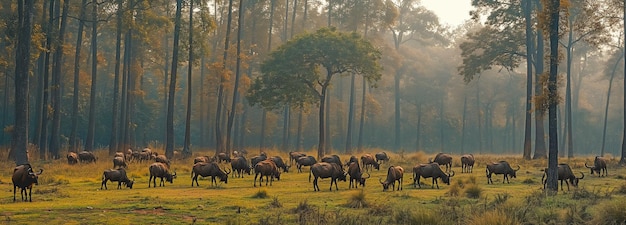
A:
[421, 0, 473, 27]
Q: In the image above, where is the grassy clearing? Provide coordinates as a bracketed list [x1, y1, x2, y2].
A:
[1, 149, 626, 224]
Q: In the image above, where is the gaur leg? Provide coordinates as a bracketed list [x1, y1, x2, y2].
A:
[13, 185, 16, 202]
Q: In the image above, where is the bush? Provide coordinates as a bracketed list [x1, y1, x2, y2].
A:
[469, 209, 518, 225]
[446, 182, 461, 197]
[346, 190, 368, 208]
[252, 189, 268, 199]
[465, 185, 482, 199]
[521, 178, 535, 184]
[591, 199, 626, 225]
[269, 196, 282, 208]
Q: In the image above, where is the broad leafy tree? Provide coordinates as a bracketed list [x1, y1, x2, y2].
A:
[247, 27, 382, 159]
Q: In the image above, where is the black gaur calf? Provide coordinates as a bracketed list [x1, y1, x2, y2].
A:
[413, 163, 455, 189]
[192, 162, 231, 187]
[12, 164, 43, 202]
[78, 151, 97, 163]
[101, 168, 134, 190]
[149, 162, 177, 187]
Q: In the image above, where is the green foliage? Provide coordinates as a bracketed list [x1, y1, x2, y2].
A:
[253, 189, 269, 198]
[247, 27, 382, 110]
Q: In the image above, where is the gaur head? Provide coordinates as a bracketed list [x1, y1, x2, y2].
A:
[442, 171, 455, 185]
[28, 168, 44, 185]
[166, 171, 177, 183]
[510, 165, 520, 178]
[359, 173, 370, 186]
[126, 179, 135, 189]
[585, 163, 596, 175]
[379, 178, 390, 191]
[571, 172, 584, 187]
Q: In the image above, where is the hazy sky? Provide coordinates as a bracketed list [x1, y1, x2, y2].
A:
[421, 0, 473, 27]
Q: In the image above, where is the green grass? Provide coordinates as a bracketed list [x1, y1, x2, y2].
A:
[2, 149, 626, 224]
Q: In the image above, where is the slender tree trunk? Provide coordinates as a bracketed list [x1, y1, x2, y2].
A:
[439, 98, 445, 151]
[13, 0, 35, 165]
[183, 0, 194, 158]
[166, 0, 183, 159]
[476, 82, 482, 153]
[318, 85, 329, 160]
[216, 0, 235, 155]
[36, 0, 52, 160]
[357, 77, 366, 152]
[603, 52, 623, 156]
[200, 56, 206, 147]
[259, 0, 276, 152]
[282, 107, 290, 151]
[325, 89, 331, 152]
[296, 108, 303, 151]
[49, 0, 69, 159]
[85, 0, 98, 151]
[260, 110, 266, 151]
[565, 26, 573, 158]
[118, 28, 130, 152]
[394, 70, 401, 151]
[546, 0, 560, 193]
[621, 0, 626, 165]
[461, 95, 467, 154]
[70, 0, 86, 153]
[523, 0, 533, 160]
[533, 0, 547, 159]
[108, 0, 123, 154]
[415, 104, 421, 151]
[227, 0, 245, 156]
[345, 73, 355, 153]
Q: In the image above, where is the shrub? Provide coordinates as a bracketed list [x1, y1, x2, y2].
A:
[465, 185, 482, 199]
[469, 209, 518, 225]
[521, 178, 535, 184]
[252, 189, 268, 199]
[591, 199, 626, 225]
[446, 182, 461, 197]
[346, 190, 368, 208]
[269, 196, 282, 208]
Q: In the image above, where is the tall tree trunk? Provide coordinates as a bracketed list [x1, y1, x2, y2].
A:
[523, 0, 533, 160]
[621, 0, 626, 165]
[604, 52, 623, 156]
[394, 70, 401, 151]
[345, 73, 355, 153]
[545, 0, 560, 193]
[118, 27, 130, 152]
[183, 0, 194, 158]
[37, 0, 53, 159]
[325, 90, 331, 152]
[415, 104, 421, 151]
[216, 0, 235, 155]
[565, 24, 573, 158]
[439, 98, 445, 151]
[109, 0, 123, 154]
[282, 107, 290, 151]
[533, 0, 547, 159]
[166, 0, 183, 159]
[13, 0, 35, 165]
[227, 0, 245, 156]
[200, 56, 206, 147]
[476, 82, 482, 153]
[296, 108, 303, 151]
[461, 95, 467, 154]
[259, 0, 276, 152]
[49, 0, 69, 159]
[85, 0, 98, 151]
[70, 0, 87, 153]
[357, 77, 367, 152]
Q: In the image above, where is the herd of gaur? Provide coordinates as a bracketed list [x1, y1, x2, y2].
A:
[10, 149, 613, 202]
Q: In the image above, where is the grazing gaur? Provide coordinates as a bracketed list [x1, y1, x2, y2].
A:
[429, 153, 453, 172]
[78, 151, 97, 163]
[231, 156, 252, 178]
[345, 155, 358, 167]
[67, 152, 78, 165]
[101, 168, 134, 190]
[114, 152, 125, 162]
[380, 166, 404, 191]
[486, 161, 520, 184]
[460, 154, 475, 173]
[138, 151, 151, 162]
[142, 147, 152, 155]
[125, 149, 133, 161]
[296, 156, 317, 173]
[347, 162, 370, 188]
[131, 150, 141, 162]
[194, 156, 212, 164]
[155, 155, 170, 168]
[310, 162, 348, 191]
[413, 163, 455, 189]
[321, 155, 343, 170]
[148, 162, 177, 187]
[289, 151, 307, 166]
[375, 152, 390, 164]
[191, 162, 231, 187]
[585, 156, 608, 177]
[113, 156, 127, 169]
[270, 156, 290, 172]
[254, 159, 281, 187]
[361, 154, 380, 171]
[150, 152, 159, 160]
[12, 164, 43, 202]
[542, 163, 584, 191]
[216, 152, 231, 163]
[251, 152, 268, 169]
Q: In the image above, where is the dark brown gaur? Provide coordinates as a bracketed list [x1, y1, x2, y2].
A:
[321, 155, 343, 168]
[361, 154, 380, 171]
[12, 164, 43, 202]
[231, 156, 251, 178]
[413, 163, 455, 189]
[429, 153, 453, 172]
[217, 152, 231, 163]
[254, 159, 281, 187]
[67, 152, 78, 165]
[113, 156, 127, 169]
[585, 156, 608, 177]
[375, 152, 390, 164]
[310, 162, 347, 191]
[542, 163, 584, 191]
[78, 151, 97, 163]
[191, 162, 231, 187]
[486, 161, 520, 184]
[347, 162, 370, 188]
[194, 156, 212, 164]
[148, 162, 176, 187]
[155, 155, 170, 168]
[251, 152, 268, 169]
[101, 168, 134, 190]
[380, 166, 404, 191]
[460, 154, 475, 173]
[270, 156, 290, 172]
[296, 156, 317, 173]
[289, 151, 307, 166]
[345, 155, 358, 168]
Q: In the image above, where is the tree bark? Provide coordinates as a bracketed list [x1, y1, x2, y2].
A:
[183, 0, 194, 158]
[166, 0, 183, 159]
[533, 0, 547, 159]
[109, 0, 123, 155]
[621, 0, 626, 165]
[49, 0, 69, 159]
[523, 0, 533, 160]
[227, 0, 246, 156]
[70, 0, 87, 153]
[546, 0, 560, 193]
[345, 73, 355, 153]
[602, 53, 622, 156]
[357, 77, 367, 152]
[85, 0, 98, 151]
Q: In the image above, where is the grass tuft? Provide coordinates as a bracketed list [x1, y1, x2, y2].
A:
[346, 190, 368, 208]
[591, 199, 626, 225]
[465, 184, 482, 199]
[521, 178, 535, 184]
[469, 209, 518, 225]
[446, 182, 461, 197]
[268, 196, 282, 208]
[466, 176, 477, 185]
[393, 208, 449, 225]
[252, 189, 268, 198]
[615, 182, 626, 195]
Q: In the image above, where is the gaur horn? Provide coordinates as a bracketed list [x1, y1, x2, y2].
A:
[364, 172, 371, 179]
[448, 171, 455, 177]
[584, 163, 592, 168]
[577, 172, 584, 180]
[379, 178, 384, 184]
[515, 165, 521, 171]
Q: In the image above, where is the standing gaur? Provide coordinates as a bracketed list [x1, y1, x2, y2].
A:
[310, 162, 347, 191]
[486, 161, 520, 184]
[542, 163, 584, 191]
[413, 163, 455, 189]
[270, 156, 290, 172]
[254, 159, 281, 187]
[101, 168, 134, 190]
[67, 152, 78, 165]
[321, 155, 343, 170]
[251, 152, 268, 168]
[12, 164, 43, 202]
[191, 162, 231, 187]
[296, 156, 317, 173]
[585, 156, 608, 177]
[78, 151, 97, 163]
[155, 155, 170, 168]
[361, 154, 380, 171]
[289, 151, 307, 166]
[216, 152, 231, 163]
[460, 154, 475, 173]
[375, 152, 390, 164]
[231, 156, 252, 178]
[113, 156, 127, 169]
[148, 162, 177, 187]
[347, 162, 370, 188]
[380, 166, 404, 191]
[429, 153, 453, 172]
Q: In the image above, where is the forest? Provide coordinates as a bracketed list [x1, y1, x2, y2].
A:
[2, 0, 626, 163]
